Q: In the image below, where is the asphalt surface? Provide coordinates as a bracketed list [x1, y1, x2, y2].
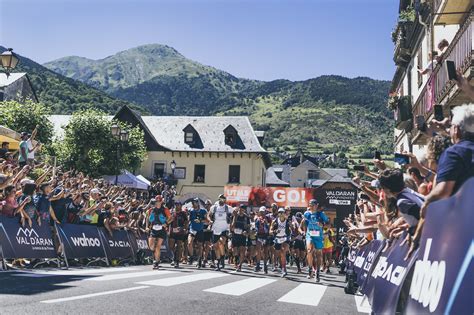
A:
[0, 263, 371, 314]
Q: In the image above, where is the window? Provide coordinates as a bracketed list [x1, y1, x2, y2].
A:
[185, 132, 194, 144]
[417, 47, 423, 87]
[194, 165, 205, 183]
[275, 171, 283, 180]
[308, 170, 319, 180]
[154, 163, 165, 179]
[225, 132, 236, 146]
[228, 165, 240, 183]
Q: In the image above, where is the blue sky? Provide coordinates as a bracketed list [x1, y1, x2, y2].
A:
[0, 0, 398, 81]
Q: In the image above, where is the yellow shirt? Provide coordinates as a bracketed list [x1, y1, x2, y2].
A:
[323, 228, 334, 249]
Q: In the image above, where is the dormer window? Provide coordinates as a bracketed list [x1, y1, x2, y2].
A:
[224, 125, 238, 146]
[183, 124, 197, 145]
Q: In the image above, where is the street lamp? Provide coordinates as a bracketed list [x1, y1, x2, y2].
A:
[0, 48, 20, 76]
[111, 125, 129, 185]
[170, 160, 176, 172]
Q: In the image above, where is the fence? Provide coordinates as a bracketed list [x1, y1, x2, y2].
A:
[344, 178, 474, 314]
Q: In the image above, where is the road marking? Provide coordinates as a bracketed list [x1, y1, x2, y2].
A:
[86, 270, 177, 281]
[204, 278, 276, 296]
[19, 267, 139, 276]
[354, 294, 372, 313]
[40, 286, 149, 304]
[137, 272, 229, 287]
[277, 283, 327, 306]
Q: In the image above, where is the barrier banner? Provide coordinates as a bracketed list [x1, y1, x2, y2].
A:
[128, 232, 153, 257]
[99, 228, 134, 259]
[352, 243, 370, 279]
[369, 235, 419, 314]
[404, 178, 474, 315]
[57, 223, 106, 259]
[345, 247, 358, 272]
[358, 240, 384, 293]
[0, 217, 56, 259]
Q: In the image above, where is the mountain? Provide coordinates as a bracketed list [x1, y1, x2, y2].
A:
[43, 44, 392, 155]
[0, 46, 141, 114]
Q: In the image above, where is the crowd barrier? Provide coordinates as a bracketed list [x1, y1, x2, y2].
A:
[0, 218, 172, 267]
[344, 178, 474, 314]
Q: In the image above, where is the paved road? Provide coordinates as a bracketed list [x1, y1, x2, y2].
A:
[0, 263, 371, 314]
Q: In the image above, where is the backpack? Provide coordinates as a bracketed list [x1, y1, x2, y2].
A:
[211, 204, 231, 224]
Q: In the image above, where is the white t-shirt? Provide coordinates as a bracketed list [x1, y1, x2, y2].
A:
[27, 140, 34, 159]
[211, 203, 230, 234]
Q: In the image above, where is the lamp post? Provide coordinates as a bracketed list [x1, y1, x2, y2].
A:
[170, 160, 177, 186]
[110, 124, 129, 185]
[1, 48, 20, 77]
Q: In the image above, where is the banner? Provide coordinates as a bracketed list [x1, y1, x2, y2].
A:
[128, 232, 153, 257]
[57, 223, 106, 259]
[224, 186, 252, 205]
[358, 240, 384, 293]
[247, 187, 313, 208]
[369, 235, 419, 314]
[404, 178, 474, 315]
[0, 217, 56, 259]
[99, 228, 134, 259]
[352, 243, 370, 278]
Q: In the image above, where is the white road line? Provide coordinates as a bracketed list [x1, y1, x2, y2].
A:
[20, 267, 139, 276]
[204, 278, 277, 296]
[277, 283, 327, 306]
[40, 286, 149, 304]
[86, 270, 177, 281]
[137, 272, 229, 287]
[354, 294, 372, 314]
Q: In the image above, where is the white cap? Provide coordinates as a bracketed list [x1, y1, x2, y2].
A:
[259, 206, 267, 212]
[90, 188, 100, 194]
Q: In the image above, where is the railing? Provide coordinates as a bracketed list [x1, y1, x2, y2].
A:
[412, 13, 473, 121]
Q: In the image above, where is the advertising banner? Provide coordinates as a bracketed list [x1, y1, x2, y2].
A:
[0, 217, 56, 259]
[99, 228, 134, 259]
[128, 232, 153, 257]
[358, 240, 384, 292]
[57, 223, 106, 259]
[369, 235, 419, 314]
[404, 178, 474, 315]
[224, 186, 252, 205]
[352, 243, 370, 278]
[247, 187, 314, 208]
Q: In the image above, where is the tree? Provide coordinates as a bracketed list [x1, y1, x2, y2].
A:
[0, 100, 53, 144]
[53, 109, 147, 177]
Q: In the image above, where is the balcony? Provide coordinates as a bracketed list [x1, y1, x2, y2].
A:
[433, 0, 472, 25]
[411, 13, 473, 143]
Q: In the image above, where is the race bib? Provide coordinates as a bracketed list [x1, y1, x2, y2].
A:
[275, 237, 287, 244]
[172, 227, 181, 233]
[309, 230, 320, 237]
[251, 240, 257, 246]
[234, 228, 243, 235]
[152, 224, 162, 231]
[257, 238, 266, 245]
[190, 230, 197, 236]
[217, 212, 224, 218]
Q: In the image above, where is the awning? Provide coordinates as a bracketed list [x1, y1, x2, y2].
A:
[103, 170, 149, 190]
[0, 125, 21, 150]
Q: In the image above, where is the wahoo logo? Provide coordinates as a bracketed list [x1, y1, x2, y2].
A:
[371, 256, 406, 286]
[363, 251, 376, 271]
[70, 233, 101, 247]
[137, 239, 148, 250]
[409, 239, 445, 313]
[354, 254, 366, 268]
[16, 227, 39, 238]
[108, 240, 131, 248]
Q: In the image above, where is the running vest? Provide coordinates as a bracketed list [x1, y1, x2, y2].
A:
[149, 207, 167, 225]
[233, 214, 248, 235]
[171, 211, 187, 234]
[211, 204, 231, 224]
[274, 218, 290, 244]
[255, 217, 269, 236]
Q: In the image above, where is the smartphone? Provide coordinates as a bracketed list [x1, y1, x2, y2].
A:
[394, 153, 410, 165]
[446, 60, 457, 81]
[353, 165, 365, 171]
[360, 193, 370, 201]
[434, 105, 444, 121]
[416, 115, 427, 132]
[374, 151, 382, 160]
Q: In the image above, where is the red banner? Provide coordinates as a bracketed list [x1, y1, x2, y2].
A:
[224, 186, 252, 205]
[247, 187, 314, 208]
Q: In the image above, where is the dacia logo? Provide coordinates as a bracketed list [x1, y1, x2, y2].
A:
[409, 238, 445, 313]
[17, 227, 39, 238]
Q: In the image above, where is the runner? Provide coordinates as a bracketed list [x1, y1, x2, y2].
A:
[202, 199, 213, 268]
[300, 199, 328, 282]
[271, 208, 291, 277]
[168, 201, 188, 268]
[255, 206, 270, 273]
[266, 203, 278, 271]
[322, 222, 335, 274]
[231, 204, 250, 271]
[187, 198, 209, 268]
[209, 194, 231, 271]
[291, 212, 306, 274]
[246, 211, 257, 268]
[146, 196, 172, 270]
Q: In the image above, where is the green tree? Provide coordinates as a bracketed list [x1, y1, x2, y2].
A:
[0, 100, 53, 144]
[53, 109, 147, 177]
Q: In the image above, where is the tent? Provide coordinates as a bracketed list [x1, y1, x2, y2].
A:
[103, 170, 149, 190]
[136, 175, 151, 186]
[0, 125, 21, 150]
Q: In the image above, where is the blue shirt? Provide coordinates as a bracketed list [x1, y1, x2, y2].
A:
[436, 140, 474, 195]
[34, 193, 51, 222]
[304, 211, 328, 239]
[189, 208, 207, 232]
